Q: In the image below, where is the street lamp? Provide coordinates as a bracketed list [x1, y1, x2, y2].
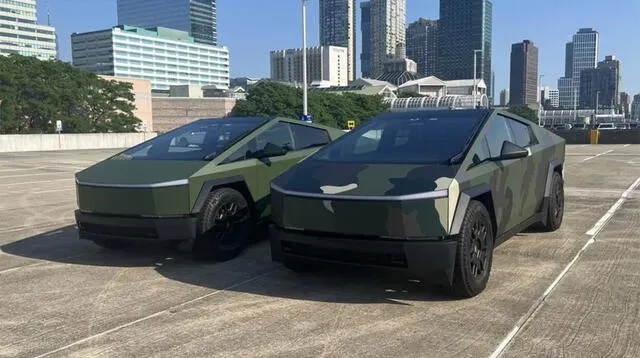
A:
[301, 0, 309, 119]
[538, 74, 545, 126]
[473, 49, 482, 107]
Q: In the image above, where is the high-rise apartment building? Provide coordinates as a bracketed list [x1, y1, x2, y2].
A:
[620, 92, 631, 118]
[564, 42, 573, 77]
[360, 1, 372, 78]
[270, 46, 349, 87]
[540, 87, 560, 108]
[319, 0, 356, 81]
[117, 0, 217, 46]
[499, 89, 509, 106]
[579, 55, 621, 108]
[437, 0, 493, 100]
[558, 28, 599, 108]
[509, 40, 538, 106]
[405, 18, 438, 76]
[71, 25, 229, 91]
[631, 94, 640, 120]
[0, 0, 56, 59]
[362, 0, 406, 78]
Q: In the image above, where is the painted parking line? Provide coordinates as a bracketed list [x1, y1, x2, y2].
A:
[490, 176, 640, 358]
[581, 149, 614, 162]
[585, 177, 640, 236]
[33, 269, 278, 358]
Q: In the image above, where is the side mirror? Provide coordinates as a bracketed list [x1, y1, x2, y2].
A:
[493, 141, 529, 161]
[254, 142, 288, 158]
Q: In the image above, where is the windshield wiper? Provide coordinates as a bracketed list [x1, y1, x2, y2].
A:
[448, 152, 465, 165]
[203, 152, 218, 161]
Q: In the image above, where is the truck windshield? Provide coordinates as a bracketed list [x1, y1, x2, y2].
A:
[113, 117, 268, 161]
[312, 110, 488, 164]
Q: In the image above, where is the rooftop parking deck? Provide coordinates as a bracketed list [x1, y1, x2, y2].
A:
[0, 145, 639, 357]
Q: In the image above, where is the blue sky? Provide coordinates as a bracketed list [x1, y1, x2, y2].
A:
[39, 0, 640, 95]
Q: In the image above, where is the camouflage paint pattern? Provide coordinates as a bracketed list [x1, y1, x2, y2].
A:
[453, 110, 565, 236]
[271, 160, 457, 238]
[75, 117, 343, 218]
[271, 109, 566, 240]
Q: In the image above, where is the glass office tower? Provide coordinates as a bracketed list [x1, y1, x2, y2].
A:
[117, 0, 217, 46]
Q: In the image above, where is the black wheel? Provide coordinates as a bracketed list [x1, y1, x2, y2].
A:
[451, 200, 495, 298]
[193, 187, 254, 261]
[282, 258, 321, 273]
[542, 172, 564, 232]
[91, 238, 132, 250]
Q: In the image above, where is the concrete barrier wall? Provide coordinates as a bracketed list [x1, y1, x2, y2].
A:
[550, 130, 590, 144]
[0, 132, 158, 153]
[597, 130, 640, 144]
[550, 129, 640, 144]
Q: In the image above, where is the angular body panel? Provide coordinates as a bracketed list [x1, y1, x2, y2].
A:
[269, 109, 567, 288]
[74, 116, 343, 247]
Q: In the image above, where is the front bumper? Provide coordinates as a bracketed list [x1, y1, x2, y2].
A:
[269, 225, 458, 284]
[75, 210, 198, 243]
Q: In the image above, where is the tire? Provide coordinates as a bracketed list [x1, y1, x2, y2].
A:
[451, 200, 495, 298]
[282, 258, 321, 273]
[91, 238, 132, 250]
[193, 187, 254, 261]
[541, 171, 564, 232]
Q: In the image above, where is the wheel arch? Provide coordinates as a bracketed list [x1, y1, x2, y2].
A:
[544, 159, 564, 198]
[191, 175, 257, 218]
[450, 184, 497, 239]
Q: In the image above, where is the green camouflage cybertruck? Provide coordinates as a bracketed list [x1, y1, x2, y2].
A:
[269, 108, 566, 297]
[74, 116, 344, 261]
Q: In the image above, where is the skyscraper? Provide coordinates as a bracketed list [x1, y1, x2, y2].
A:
[406, 18, 438, 76]
[0, 0, 57, 59]
[579, 55, 621, 108]
[360, 1, 372, 78]
[557, 28, 599, 108]
[319, 0, 357, 81]
[366, 0, 406, 78]
[72, 26, 229, 91]
[499, 89, 510, 106]
[117, 0, 217, 45]
[509, 40, 538, 106]
[437, 0, 493, 100]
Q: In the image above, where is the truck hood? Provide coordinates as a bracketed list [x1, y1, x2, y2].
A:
[76, 159, 206, 187]
[271, 159, 458, 198]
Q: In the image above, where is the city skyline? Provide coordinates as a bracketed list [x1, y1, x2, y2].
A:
[38, 0, 640, 95]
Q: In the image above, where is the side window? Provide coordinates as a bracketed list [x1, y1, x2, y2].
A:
[475, 135, 491, 162]
[484, 116, 513, 157]
[290, 123, 330, 150]
[221, 143, 250, 164]
[503, 116, 533, 147]
[255, 122, 293, 152]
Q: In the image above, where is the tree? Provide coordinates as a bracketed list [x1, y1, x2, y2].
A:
[231, 82, 390, 128]
[0, 54, 140, 134]
[507, 106, 539, 123]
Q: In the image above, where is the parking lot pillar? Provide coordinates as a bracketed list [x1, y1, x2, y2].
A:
[589, 130, 600, 144]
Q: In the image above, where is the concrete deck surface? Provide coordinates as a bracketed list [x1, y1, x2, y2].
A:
[0, 145, 638, 358]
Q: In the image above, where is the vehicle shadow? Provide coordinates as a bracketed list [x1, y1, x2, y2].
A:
[2, 225, 460, 304]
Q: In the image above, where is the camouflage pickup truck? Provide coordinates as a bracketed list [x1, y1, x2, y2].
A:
[74, 116, 344, 261]
[269, 108, 566, 298]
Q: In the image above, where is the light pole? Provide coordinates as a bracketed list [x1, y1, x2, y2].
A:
[538, 74, 545, 126]
[301, 0, 309, 119]
[473, 49, 482, 107]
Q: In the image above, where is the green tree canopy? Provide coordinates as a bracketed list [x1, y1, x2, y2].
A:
[0, 54, 140, 134]
[506, 106, 539, 123]
[231, 82, 390, 129]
